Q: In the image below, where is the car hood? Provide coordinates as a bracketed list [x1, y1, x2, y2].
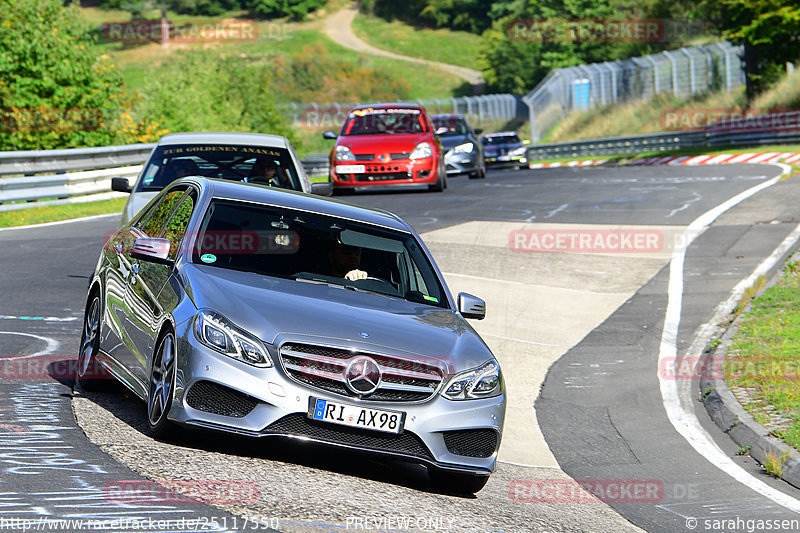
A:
[439, 135, 472, 151]
[180, 264, 492, 373]
[337, 133, 432, 154]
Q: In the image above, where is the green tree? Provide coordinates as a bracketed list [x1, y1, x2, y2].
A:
[133, 50, 295, 142]
[0, 0, 127, 149]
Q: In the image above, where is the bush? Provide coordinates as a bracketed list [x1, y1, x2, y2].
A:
[0, 0, 128, 149]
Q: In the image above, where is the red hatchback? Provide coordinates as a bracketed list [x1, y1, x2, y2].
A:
[323, 103, 447, 192]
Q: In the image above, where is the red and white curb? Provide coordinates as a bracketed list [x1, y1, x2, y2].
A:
[528, 152, 800, 170]
[528, 159, 608, 169]
[629, 152, 800, 166]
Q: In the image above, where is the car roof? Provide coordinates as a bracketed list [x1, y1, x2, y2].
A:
[431, 113, 465, 120]
[348, 103, 426, 112]
[156, 132, 289, 149]
[186, 177, 410, 232]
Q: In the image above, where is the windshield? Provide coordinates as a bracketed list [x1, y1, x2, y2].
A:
[482, 134, 521, 145]
[340, 107, 428, 135]
[136, 144, 302, 192]
[433, 116, 468, 136]
[191, 200, 448, 308]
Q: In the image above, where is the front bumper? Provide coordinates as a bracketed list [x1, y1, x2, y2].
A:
[444, 151, 480, 175]
[168, 328, 505, 474]
[485, 153, 527, 167]
[330, 157, 440, 188]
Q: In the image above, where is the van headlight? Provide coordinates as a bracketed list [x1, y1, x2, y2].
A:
[442, 361, 503, 400]
[194, 310, 272, 367]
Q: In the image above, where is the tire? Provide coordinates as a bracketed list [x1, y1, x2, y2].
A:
[428, 467, 490, 494]
[77, 292, 107, 391]
[147, 331, 178, 438]
[429, 160, 447, 192]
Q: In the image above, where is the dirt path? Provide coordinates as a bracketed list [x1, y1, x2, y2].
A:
[322, 3, 484, 86]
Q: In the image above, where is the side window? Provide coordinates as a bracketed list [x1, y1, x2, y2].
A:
[137, 188, 187, 238]
[160, 193, 196, 259]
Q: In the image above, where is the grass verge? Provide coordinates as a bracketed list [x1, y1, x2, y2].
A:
[0, 198, 126, 228]
[724, 260, 800, 452]
[351, 12, 481, 71]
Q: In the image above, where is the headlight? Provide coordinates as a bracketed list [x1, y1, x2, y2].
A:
[510, 146, 527, 157]
[410, 142, 433, 160]
[454, 142, 474, 154]
[442, 361, 503, 400]
[194, 310, 272, 367]
[335, 145, 356, 162]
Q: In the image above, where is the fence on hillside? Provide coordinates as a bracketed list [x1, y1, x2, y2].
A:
[523, 42, 746, 143]
[281, 94, 524, 131]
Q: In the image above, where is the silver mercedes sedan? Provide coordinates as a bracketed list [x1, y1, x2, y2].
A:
[79, 177, 505, 492]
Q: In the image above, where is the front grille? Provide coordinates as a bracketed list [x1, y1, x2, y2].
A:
[390, 152, 410, 159]
[185, 381, 259, 418]
[264, 413, 433, 460]
[354, 154, 374, 161]
[279, 343, 444, 402]
[442, 429, 498, 458]
[355, 172, 411, 182]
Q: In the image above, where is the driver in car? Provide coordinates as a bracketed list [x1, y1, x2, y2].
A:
[328, 242, 368, 281]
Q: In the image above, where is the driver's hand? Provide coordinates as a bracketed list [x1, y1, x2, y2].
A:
[345, 269, 368, 281]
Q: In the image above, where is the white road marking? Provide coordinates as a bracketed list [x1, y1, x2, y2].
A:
[666, 191, 703, 218]
[545, 204, 569, 219]
[0, 316, 77, 322]
[0, 332, 59, 356]
[0, 213, 118, 233]
[658, 163, 800, 513]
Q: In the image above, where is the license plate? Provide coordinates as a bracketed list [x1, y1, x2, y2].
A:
[498, 155, 511, 161]
[335, 165, 365, 174]
[308, 398, 405, 434]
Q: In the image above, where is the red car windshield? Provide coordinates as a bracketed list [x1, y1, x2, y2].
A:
[341, 108, 427, 135]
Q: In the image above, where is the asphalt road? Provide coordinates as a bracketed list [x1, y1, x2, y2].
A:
[1, 164, 800, 532]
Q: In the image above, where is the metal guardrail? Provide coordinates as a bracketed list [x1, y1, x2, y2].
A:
[0, 166, 142, 204]
[0, 144, 331, 210]
[527, 111, 800, 161]
[0, 144, 155, 177]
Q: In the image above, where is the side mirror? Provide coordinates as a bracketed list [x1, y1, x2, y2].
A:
[111, 177, 132, 193]
[131, 237, 172, 265]
[474, 128, 483, 135]
[322, 131, 338, 140]
[458, 292, 485, 320]
[310, 181, 333, 196]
